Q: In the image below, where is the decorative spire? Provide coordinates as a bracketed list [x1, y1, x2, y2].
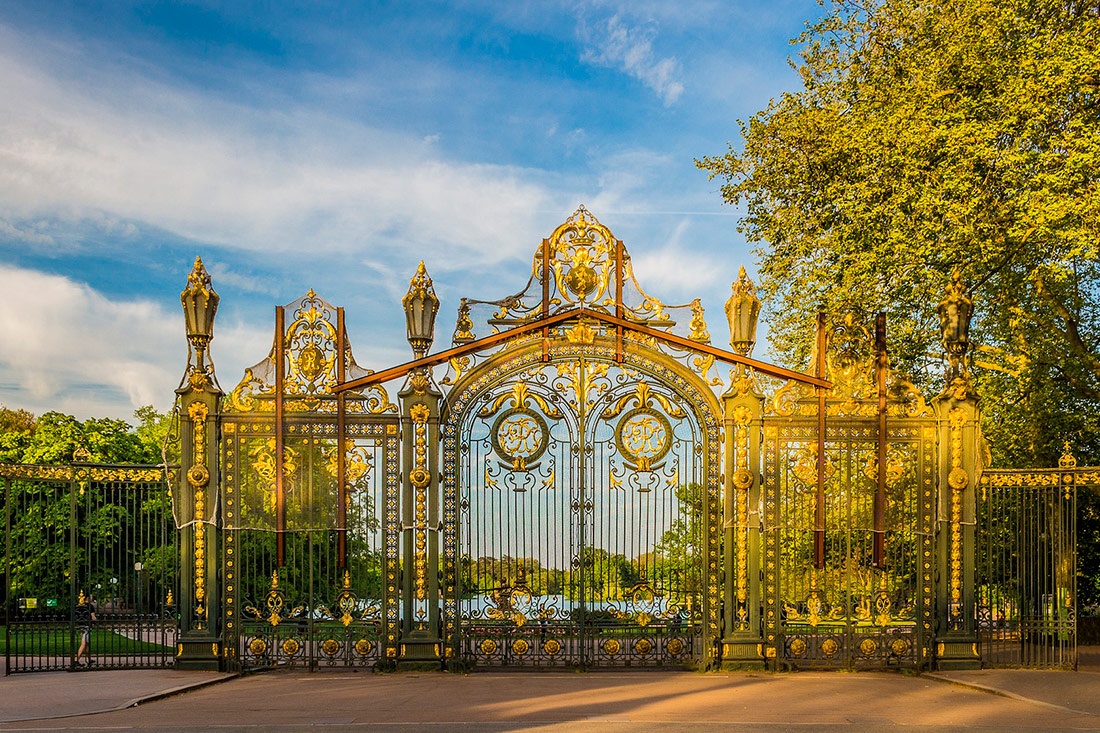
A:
[937, 267, 973, 381]
[403, 261, 439, 358]
[180, 256, 220, 389]
[725, 266, 761, 356]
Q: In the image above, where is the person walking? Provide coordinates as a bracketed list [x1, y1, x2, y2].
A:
[72, 593, 97, 667]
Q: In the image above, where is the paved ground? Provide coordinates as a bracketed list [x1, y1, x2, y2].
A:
[0, 669, 231, 723]
[2, 667, 1100, 732]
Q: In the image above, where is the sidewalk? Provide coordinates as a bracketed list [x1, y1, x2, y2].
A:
[0, 663, 1097, 730]
[0, 669, 233, 723]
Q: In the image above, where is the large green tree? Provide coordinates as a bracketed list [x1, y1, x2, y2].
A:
[699, 0, 1099, 605]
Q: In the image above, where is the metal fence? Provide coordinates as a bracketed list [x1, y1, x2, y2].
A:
[3, 464, 179, 674]
[976, 467, 1081, 669]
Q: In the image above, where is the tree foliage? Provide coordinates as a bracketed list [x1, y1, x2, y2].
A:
[698, 0, 1100, 463]
[699, 0, 1100, 607]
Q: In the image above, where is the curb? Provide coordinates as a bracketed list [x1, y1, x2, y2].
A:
[924, 672, 1098, 718]
[0, 673, 240, 724]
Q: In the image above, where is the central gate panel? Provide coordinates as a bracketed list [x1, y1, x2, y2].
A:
[447, 349, 716, 668]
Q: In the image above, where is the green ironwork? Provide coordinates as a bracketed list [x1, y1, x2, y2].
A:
[1, 462, 179, 674]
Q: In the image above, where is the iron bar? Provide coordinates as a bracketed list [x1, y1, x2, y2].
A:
[874, 312, 887, 569]
[814, 312, 827, 570]
[337, 307, 347, 569]
[615, 239, 624, 363]
[275, 305, 286, 567]
[542, 238, 550, 363]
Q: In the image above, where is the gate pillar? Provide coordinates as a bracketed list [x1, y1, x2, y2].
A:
[721, 365, 765, 668]
[398, 374, 443, 668]
[720, 269, 765, 668]
[176, 258, 223, 671]
[933, 273, 981, 670]
[397, 262, 443, 669]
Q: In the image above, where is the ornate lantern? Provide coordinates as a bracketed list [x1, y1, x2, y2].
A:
[937, 269, 972, 371]
[180, 257, 219, 372]
[725, 266, 761, 356]
[403, 261, 439, 358]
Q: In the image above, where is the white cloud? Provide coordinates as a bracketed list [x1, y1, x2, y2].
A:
[578, 13, 684, 106]
[0, 264, 268, 420]
[0, 23, 563, 268]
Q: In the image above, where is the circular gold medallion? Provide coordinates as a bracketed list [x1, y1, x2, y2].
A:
[321, 638, 339, 656]
[355, 639, 373, 656]
[666, 638, 685, 656]
[543, 639, 561, 656]
[891, 638, 910, 656]
[789, 638, 807, 656]
[512, 639, 529, 655]
[634, 638, 653, 655]
[859, 638, 877, 656]
[248, 637, 267, 656]
[602, 638, 621, 655]
[821, 638, 839, 656]
[282, 638, 301, 656]
[479, 638, 498, 656]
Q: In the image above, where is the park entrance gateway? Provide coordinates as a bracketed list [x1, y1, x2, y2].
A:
[1, 207, 1090, 673]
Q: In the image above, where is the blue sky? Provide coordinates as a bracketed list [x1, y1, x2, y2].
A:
[0, 0, 822, 420]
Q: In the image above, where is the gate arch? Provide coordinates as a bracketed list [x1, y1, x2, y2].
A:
[440, 337, 723, 668]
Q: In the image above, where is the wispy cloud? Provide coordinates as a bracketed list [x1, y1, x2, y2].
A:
[0, 23, 564, 269]
[578, 12, 684, 106]
[0, 264, 268, 419]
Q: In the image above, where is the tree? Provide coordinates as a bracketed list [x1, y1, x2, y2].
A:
[698, 0, 1100, 605]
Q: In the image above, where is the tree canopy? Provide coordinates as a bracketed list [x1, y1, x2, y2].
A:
[698, 0, 1100, 467]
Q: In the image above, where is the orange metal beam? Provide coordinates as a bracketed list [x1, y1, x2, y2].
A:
[332, 307, 831, 393]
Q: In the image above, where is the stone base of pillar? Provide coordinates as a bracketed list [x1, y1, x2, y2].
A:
[176, 635, 222, 671]
[721, 637, 766, 670]
[397, 635, 442, 671]
[936, 638, 981, 670]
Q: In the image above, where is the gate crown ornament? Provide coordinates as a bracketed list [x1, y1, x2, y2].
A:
[725, 266, 761, 356]
[404, 261, 439, 358]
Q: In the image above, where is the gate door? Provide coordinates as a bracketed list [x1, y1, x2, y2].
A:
[450, 349, 716, 668]
[762, 318, 936, 669]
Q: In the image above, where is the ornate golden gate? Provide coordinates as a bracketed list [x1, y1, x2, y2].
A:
[151, 209, 1081, 674]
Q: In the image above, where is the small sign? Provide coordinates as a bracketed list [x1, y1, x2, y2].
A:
[19, 598, 38, 609]
[46, 598, 58, 607]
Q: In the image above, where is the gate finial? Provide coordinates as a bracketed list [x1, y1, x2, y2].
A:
[726, 266, 761, 356]
[403, 261, 439, 358]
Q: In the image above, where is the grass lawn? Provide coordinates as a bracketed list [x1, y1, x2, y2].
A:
[0, 625, 174, 655]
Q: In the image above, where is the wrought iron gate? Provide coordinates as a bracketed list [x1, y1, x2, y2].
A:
[442, 349, 717, 669]
[3, 463, 179, 674]
[444, 346, 721, 668]
[219, 290, 400, 670]
[762, 317, 936, 669]
[975, 457, 1092, 669]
